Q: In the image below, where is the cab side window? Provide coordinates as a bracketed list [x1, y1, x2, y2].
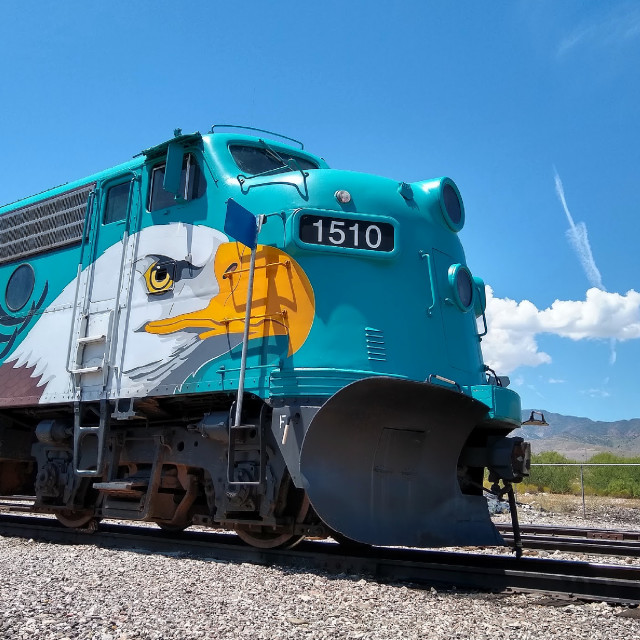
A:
[103, 181, 130, 225]
[148, 153, 206, 212]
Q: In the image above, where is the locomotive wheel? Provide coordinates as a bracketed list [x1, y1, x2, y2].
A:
[234, 527, 305, 549]
[234, 492, 310, 549]
[55, 510, 99, 530]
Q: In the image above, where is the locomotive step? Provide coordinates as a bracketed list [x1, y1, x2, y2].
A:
[70, 365, 103, 374]
[76, 334, 107, 345]
[93, 480, 148, 498]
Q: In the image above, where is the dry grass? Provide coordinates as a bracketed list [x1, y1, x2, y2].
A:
[511, 491, 640, 528]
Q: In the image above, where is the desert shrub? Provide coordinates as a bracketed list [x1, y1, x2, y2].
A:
[527, 452, 578, 494]
[583, 453, 640, 497]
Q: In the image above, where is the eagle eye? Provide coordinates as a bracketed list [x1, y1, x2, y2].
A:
[144, 260, 176, 294]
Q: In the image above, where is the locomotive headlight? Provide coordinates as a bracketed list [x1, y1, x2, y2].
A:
[439, 179, 465, 232]
[335, 190, 352, 204]
[448, 264, 474, 312]
[416, 177, 465, 232]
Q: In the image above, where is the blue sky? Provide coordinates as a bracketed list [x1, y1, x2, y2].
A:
[1, 1, 639, 421]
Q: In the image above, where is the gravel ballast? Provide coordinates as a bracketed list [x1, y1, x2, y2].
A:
[1, 500, 639, 639]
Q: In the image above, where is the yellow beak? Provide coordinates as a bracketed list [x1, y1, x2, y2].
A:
[144, 243, 315, 357]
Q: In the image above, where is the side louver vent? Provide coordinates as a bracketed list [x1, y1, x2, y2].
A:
[365, 327, 386, 362]
[0, 183, 94, 265]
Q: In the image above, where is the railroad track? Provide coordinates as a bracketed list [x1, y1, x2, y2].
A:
[0, 496, 36, 513]
[496, 523, 640, 557]
[3, 499, 637, 557]
[0, 513, 638, 605]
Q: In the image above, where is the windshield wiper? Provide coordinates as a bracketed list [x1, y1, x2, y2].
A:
[259, 138, 290, 171]
[236, 140, 310, 198]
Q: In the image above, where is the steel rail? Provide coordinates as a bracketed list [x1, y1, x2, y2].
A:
[496, 523, 640, 557]
[497, 523, 640, 540]
[0, 514, 638, 605]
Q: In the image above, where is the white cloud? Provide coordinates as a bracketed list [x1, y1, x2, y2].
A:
[480, 289, 552, 373]
[481, 286, 640, 373]
[538, 289, 640, 340]
[548, 378, 566, 384]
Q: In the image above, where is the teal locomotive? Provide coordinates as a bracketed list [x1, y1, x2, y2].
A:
[0, 125, 528, 548]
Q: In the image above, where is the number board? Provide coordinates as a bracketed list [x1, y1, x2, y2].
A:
[298, 214, 395, 252]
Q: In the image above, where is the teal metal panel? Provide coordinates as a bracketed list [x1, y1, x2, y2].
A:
[269, 368, 407, 399]
[470, 384, 522, 426]
[433, 248, 484, 374]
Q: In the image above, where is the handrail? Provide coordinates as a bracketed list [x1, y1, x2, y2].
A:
[210, 124, 304, 149]
[419, 250, 437, 317]
[427, 373, 461, 392]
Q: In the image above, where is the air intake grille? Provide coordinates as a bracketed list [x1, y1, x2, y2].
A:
[365, 327, 387, 362]
[0, 183, 94, 265]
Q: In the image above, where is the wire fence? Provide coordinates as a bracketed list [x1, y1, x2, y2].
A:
[526, 463, 640, 517]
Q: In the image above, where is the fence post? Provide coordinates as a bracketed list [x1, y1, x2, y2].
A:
[580, 464, 586, 518]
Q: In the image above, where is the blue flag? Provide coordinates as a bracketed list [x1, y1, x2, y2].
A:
[224, 199, 258, 249]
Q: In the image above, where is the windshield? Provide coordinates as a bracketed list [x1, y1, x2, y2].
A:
[230, 144, 319, 176]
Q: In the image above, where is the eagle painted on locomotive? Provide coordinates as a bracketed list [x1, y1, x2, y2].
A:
[0, 126, 529, 548]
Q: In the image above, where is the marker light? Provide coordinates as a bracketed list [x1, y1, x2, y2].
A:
[448, 264, 474, 312]
[335, 190, 352, 204]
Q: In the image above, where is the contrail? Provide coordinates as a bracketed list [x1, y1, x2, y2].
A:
[553, 168, 604, 290]
[553, 167, 616, 364]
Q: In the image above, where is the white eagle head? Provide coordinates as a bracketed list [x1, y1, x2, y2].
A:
[5, 222, 315, 403]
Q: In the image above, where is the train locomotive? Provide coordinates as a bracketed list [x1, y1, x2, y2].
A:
[0, 125, 529, 548]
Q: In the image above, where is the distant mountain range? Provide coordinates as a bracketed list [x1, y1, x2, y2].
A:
[510, 410, 640, 460]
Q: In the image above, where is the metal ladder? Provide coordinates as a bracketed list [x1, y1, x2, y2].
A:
[68, 310, 114, 390]
[73, 398, 110, 477]
[66, 187, 115, 477]
[70, 321, 113, 477]
[68, 175, 139, 479]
